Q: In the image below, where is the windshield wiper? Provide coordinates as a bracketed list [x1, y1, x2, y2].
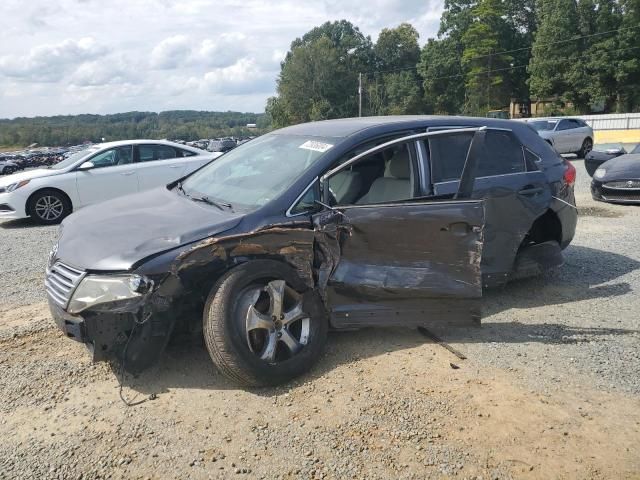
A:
[190, 195, 233, 211]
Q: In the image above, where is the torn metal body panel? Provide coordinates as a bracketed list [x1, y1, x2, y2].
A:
[317, 201, 484, 328]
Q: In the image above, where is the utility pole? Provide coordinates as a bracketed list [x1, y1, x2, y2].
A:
[358, 72, 362, 117]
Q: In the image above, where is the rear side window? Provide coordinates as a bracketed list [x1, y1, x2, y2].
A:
[428, 130, 525, 182]
[477, 131, 525, 176]
[138, 145, 179, 162]
[558, 119, 581, 130]
[177, 148, 197, 157]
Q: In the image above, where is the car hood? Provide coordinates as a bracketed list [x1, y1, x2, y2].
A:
[56, 187, 244, 271]
[599, 154, 640, 179]
[0, 168, 64, 187]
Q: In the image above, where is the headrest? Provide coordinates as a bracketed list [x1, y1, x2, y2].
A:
[385, 147, 411, 179]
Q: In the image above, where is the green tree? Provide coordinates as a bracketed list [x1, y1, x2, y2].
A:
[374, 23, 421, 70]
[615, 0, 640, 111]
[270, 20, 374, 125]
[418, 37, 465, 114]
[528, 0, 588, 111]
[461, 0, 514, 114]
[582, 0, 622, 111]
[369, 23, 424, 115]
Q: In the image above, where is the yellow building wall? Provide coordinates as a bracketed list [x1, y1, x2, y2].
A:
[594, 129, 640, 144]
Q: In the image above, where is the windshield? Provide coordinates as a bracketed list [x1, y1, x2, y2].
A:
[180, 134, 336, 211]
[49, 146, 100, 170]
[529, 120, 558, 131]
[632, 144, 640, 154]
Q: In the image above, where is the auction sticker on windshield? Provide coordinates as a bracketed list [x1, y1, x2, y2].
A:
[299, 140, 334, 153]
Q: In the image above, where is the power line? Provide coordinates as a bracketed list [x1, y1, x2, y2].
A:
[467, 23, 640, 61]
[363, 23, 640, 77]
[362, 42, 640, 84]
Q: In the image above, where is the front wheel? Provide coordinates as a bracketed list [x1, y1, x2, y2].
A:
[203, 260, 328, 386]
[27, 189, 71, 225]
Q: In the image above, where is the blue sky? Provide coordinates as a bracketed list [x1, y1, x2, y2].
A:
[0, 0, 443, 118]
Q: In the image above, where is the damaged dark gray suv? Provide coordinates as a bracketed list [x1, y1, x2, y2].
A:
[46, 116, 577, 386]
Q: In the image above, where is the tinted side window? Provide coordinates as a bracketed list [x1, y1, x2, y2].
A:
[138, 145, 179, 162]
[558, 120, 578, 131]
[290, 182, 320, 215]
[155, 145, 178, 160]
[88, 146, 133, 169]
[477, 131, 525, 176]
[178, 148, 197, 157]
[428, 132, 473, 182]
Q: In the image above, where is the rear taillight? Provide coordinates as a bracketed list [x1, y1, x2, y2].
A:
[563, 160, 576, 185]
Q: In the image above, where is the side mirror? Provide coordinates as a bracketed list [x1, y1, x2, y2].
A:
[77, 161, 95, 171]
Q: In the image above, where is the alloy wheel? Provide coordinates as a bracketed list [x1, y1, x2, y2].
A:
[240, 280, 310, 364]
[34, 195, 64, 221]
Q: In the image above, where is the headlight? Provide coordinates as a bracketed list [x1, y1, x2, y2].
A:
[594, 168, 606, 179]
[68, 274, 151, 314]
[4, 179, 30, 192]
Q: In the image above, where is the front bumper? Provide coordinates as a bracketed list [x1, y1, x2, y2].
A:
[0, 190, 29, 220]
[592, 179, 640, 204]
[48, 298, 136, 362]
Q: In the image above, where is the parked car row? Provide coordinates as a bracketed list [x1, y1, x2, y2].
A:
[173, 136, 255, 153]
[42, 116, 578, 386]
[0, 152, 67, 174]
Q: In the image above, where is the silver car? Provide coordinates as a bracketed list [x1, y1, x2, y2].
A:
[524, 117, 594, 157]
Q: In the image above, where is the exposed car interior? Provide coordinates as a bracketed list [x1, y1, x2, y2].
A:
[329, 143, 415, 205]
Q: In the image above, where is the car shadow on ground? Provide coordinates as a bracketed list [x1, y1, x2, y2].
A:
[123, 244, 639, 397]
[483, 244, 639, 313]
[0, 218, 41, 229]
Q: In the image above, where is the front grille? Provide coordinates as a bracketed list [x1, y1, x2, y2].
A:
[604, 180, 640, 189]
[601, 190, 640, 202]
[45, 261, 86, 309]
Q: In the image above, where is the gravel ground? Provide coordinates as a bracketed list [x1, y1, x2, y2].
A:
[0, 219, 57, 310]
[0, 159, 639, 479]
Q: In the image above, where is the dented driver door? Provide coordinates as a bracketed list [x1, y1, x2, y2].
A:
[314, 129, 487, 330]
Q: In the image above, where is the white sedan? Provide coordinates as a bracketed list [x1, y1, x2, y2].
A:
[0, 140, 221, 224]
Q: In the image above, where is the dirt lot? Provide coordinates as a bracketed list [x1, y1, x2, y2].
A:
[1, 160, 639, 480]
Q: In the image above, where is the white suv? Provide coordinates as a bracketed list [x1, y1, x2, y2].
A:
[0, 140, 220, 224]
[523, 117, 594, 157]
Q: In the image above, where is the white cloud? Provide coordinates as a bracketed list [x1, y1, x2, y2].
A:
[0, 37, 108, 82]
[0, 0, 445, 118]
[202, 58, 274, 95]
[150, 35, 191, 70]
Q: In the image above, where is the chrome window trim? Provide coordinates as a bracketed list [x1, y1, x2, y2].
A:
[321, 127, 488, 182]
[285, 177, 319, 218]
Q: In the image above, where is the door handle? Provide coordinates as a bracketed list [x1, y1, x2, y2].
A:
[518, 186, 544, 196]
[168, 165, 182, 169]
[120, 171, 135, 176]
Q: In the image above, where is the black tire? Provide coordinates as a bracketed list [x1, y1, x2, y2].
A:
[578, 138, 593, 158]
[203, 260, 328, 387]
[27, 189, 72, 225]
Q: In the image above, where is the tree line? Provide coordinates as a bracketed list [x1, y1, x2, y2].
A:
[266, 0, 640, 126]
[0, 111, 268, 148]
